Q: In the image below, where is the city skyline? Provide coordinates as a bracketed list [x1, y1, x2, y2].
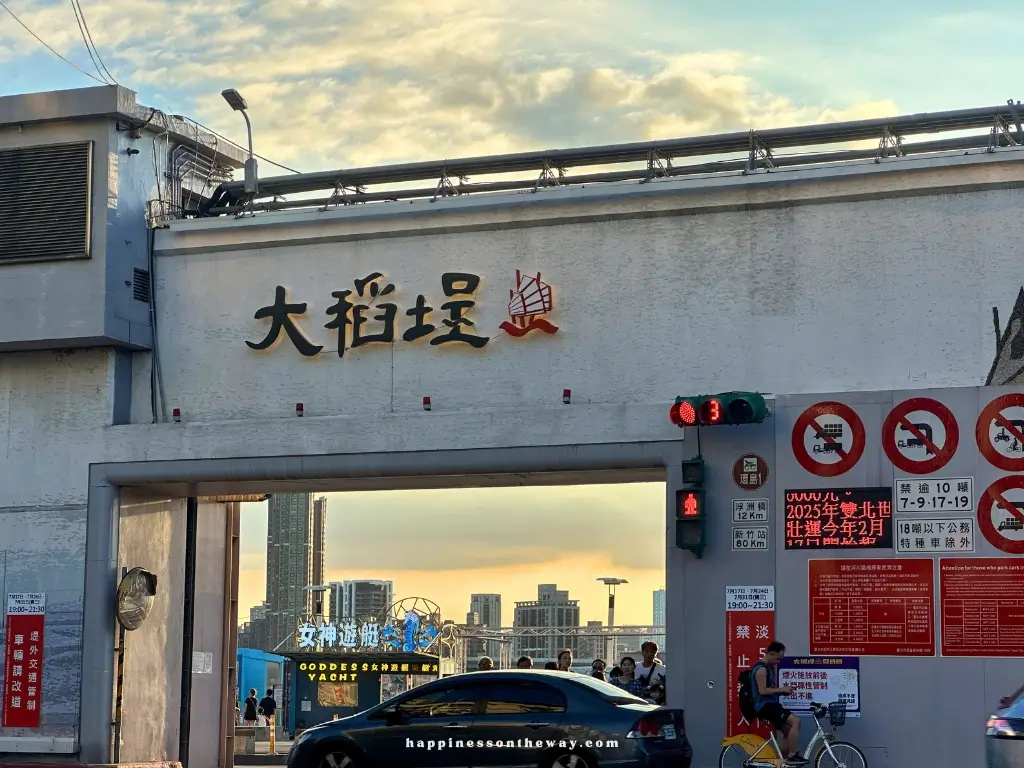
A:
[238, 483, 666, 628]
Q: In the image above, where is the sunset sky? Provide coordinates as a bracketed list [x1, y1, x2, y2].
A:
[238, 483, 666, 627]
[3, 1, 1020, 174]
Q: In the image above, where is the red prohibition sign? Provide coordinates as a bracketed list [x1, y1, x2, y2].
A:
[976, 393, 1024, 472]
[978, 475, 1024, 555]
[791, 401, 866, 478]
[881, 397, 960, 475]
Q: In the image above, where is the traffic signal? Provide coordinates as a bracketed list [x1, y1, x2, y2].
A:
[675, 458, 706, 558]
[669, 392, 768, 427]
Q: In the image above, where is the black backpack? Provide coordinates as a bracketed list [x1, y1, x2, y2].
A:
[737, 664, 759, 720]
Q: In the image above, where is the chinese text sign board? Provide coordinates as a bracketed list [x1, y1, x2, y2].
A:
[896, 518, 975, 553]
[732, 499, 769, 523]
[809, 559, 934, 657]
[784, 488, 893, 549]
[778, 657, 860, 718]
[895, 477, 974, 513]
[725, 587, 775, 739]
[940, 558, 1024, 657]
[298, 660, 440, 683]
[2, 593, 45, 728]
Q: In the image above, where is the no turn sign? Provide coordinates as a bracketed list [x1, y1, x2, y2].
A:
[976, 393, 1024, 472]
[881, 397, 960, 475]
[978, 475, 1024, 555]
[791, 401, 866, 478]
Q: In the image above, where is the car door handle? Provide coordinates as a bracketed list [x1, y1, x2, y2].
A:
[443, 723, 468, 729]
[525, 722, 551, 729]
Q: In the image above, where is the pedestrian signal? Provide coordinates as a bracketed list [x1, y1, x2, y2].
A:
[675, 458, 706, 558]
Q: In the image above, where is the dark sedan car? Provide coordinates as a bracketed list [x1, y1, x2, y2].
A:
[287, 669, 692, 768]
[987, 683, 1024, 768]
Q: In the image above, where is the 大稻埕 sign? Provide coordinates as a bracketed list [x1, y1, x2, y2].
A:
[784, 488, 893, 549]
[246, 270, 559, 358]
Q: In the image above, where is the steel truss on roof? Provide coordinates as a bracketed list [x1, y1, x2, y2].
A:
[199, 101, 1024, 216]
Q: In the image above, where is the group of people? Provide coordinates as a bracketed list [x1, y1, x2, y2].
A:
[476, 640, 667, 705]
[237, 688, 278, 727]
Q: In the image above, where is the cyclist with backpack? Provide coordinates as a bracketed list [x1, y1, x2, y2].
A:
[740, 640, 806, 765]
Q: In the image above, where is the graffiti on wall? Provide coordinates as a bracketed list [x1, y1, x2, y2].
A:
[987, 287, 1024, 386]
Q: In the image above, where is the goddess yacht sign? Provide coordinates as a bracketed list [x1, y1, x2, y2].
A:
[246, 270, 559, 358]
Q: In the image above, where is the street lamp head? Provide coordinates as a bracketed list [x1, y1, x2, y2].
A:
[221, 88, 249, 112]
[597, 578, 629, 585]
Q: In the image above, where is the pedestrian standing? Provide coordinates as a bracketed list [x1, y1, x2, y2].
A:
[243, 688, 259, 726]
[258, 688, 277, 726]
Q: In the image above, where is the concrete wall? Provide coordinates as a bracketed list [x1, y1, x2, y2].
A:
[0, 349, 111, 750]
[0, 147, 1022, 762]
[0, 506, 85, 743]
[149, 152, 1024, 424]
[116, 498, 186, 763]
[189, 501, 229, 768]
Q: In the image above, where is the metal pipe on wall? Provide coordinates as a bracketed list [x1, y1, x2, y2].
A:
[179, 497, 199, 768]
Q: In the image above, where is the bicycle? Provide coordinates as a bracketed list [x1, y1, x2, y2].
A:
[719, 701, 868, 768]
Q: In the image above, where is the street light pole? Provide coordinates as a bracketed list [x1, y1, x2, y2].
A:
[220, 88, 259, 196]
[597, 578, 628, 665]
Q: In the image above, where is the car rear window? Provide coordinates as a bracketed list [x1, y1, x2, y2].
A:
[566, 674, 650, 704]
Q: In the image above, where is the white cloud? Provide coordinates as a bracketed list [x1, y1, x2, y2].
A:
[1, 0, 899, 173]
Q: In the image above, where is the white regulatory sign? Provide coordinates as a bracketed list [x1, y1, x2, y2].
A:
[896, 517, 975, 552]
[895, 477, 974, 513]
[733, 498, 770, 523]
[725, 586, 775, 612]
[6, 592, 45, 615]
[733, 526, 769, 550]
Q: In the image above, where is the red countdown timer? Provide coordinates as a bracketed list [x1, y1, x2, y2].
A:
[699, 398, 723, 425]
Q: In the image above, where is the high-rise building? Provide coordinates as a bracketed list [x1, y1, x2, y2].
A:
[238, 601, 271, 651]
[639, 588, 667, 652]
[328, 580, 394, 621]
[312, 496, 327, 589]
[512, 584, 580, 661]
[266, 493, 315, 649]
[653, 589, 666, 626]
[470, 594, 502, 627]
[470, 594, 502, 659]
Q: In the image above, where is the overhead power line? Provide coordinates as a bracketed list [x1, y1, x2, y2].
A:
[69, 0, 118, 84]
[0, 0, 105, 84]
[0, 1, 300, 174]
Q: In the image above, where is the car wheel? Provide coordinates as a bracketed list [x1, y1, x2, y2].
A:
[545, 752, 593, 768]
[316, 745, 358, 768]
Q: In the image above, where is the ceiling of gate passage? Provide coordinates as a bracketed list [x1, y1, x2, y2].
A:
[5, 0, 1019, 174]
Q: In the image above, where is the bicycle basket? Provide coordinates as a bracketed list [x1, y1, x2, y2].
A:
[828, 702, 847, 727]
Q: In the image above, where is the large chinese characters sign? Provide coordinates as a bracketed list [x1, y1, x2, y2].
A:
[725, 587, 775, 739]
[2, 593, 45, 728]
[296, 611, 440, 653]
[246, 270, 558, 358]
